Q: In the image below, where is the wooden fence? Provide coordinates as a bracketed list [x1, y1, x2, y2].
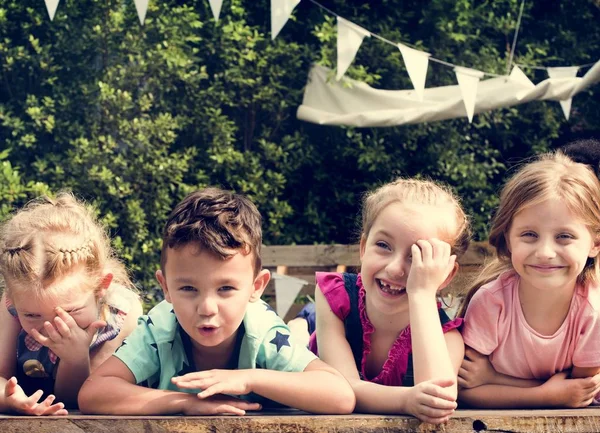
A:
[262, 242, 493, 321]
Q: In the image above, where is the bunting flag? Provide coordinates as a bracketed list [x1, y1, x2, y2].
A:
[133, 0, 149, 25]
[454, 66, 485, 123]
[336, 17, 371, 81]
[546, 66, 580, 120]
[272, 273, 308, 318]
[397, 44, 431, 102]
[44, 0, 60, 21]
[208, 0, 223, 22]
[297, 63, 600, 127]
[271, 0, 301, 40]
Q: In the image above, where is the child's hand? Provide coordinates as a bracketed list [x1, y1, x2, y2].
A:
[406, 378, 457, 424]
[458, 347, 497, 389]
[181, 394, 261, 416]
[406, 239, 456, 296]
[29, 307, 106, 363]
[542, 371, 600, 408]
[172, 369, 254, 398]
[3, 377, 68, 416]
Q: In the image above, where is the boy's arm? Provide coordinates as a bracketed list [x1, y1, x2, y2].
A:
[78, 356, 260, 415]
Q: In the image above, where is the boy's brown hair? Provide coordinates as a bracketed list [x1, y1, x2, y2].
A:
[160, 188, 263, 275]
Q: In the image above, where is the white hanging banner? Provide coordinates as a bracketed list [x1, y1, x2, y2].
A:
[208, 0, 223, 22]
[273, 273, 308, 318]
[454, 66, 485, 123]
[134, 0, 149, 25]
[397, 43, 430, 102]
[547, 66, 580, 120]
[336, 17, 371, 81]
[271, 0, 301, 40]
[44, 0, 60, 21]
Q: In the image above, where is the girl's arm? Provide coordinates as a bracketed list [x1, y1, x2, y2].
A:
[314, 286, 455, 421]
[53, 298, 143, 406]
[571, 366, 600, 379]
[459, 371, 600, 409]
[78, 356, 260, 415]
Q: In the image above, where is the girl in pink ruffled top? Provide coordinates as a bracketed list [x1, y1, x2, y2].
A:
[459, 147, 600, 409]
[290, 178, 470, 423]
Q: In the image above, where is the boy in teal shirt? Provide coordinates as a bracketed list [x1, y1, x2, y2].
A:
[79, 188, 355, 415]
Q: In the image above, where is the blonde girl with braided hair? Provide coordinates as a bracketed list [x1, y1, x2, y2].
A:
[0, 193, 142, 415]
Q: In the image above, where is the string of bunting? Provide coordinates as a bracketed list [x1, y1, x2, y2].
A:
[43, 0, 599, 123]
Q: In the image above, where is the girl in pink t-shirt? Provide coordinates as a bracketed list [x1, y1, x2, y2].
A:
[459, 148, 600, 409]
[292, 178, 471, 424]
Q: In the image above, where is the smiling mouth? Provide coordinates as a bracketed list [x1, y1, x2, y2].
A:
[377, 279, 406, 295]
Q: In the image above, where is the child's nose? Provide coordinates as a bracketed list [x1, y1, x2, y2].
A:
[197, 296, 218, 317]
[386, 256, 408, 280]
[535, 239, 557, 259]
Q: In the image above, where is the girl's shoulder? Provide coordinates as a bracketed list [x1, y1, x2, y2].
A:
[315, 272, 355, 319]
[472, 271, 519, 302]
[576, 280, 600, 313]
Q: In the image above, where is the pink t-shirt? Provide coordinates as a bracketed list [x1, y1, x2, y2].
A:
[462, 271, 600, 380]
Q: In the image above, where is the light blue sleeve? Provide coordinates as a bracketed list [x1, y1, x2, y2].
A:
[113, 315, 161, 386]
[256, 323, 318, 372]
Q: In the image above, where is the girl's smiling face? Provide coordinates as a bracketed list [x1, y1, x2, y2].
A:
[507, 197, 600, 295]
[9, 268, 104, 336]
[359, 202, 456, 317]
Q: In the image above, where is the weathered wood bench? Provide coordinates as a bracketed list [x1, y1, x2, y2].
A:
[3, 408, 600, 432]
[262, 242, 493, 321]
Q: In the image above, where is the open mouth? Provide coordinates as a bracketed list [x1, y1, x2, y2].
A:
[198, 325, 218, 335]
[377, 279, 406, 296]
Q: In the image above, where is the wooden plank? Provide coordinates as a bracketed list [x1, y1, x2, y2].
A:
[262, 242, 492, 268]
[3, 409, 600, 432]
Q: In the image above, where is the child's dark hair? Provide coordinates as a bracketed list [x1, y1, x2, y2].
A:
[160, 188, 263, 275]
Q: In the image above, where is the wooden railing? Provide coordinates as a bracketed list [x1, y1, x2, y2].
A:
[262, 242, 494, 321]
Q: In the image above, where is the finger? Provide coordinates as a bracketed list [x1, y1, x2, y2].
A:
[411, 244, 423, 266]
[54, 307, 77, 328]
[457, 377, 468, 389]
[448, 255, 457, 272]
[416, 240, 433, 262]
[29, 328, 50, 346]
[418, 413, 452, 425]
[86, 320, 107, 339]
[5, 377, 18, 396]
[46, 406, 68, 416]
[215, 404, 246, 416]
[25, 389, 44, 406]
[44, 321, 62, 342]
[198, 383, 230, 399]
[417, 403, 455, 418]
[53, 316, 71, 337]
[173, 372, 210, 382]
[422, 395, 458, 411]
[174, 378, 213, 389]
[428, 377, 456, 390]
[421, 383, 457, 402]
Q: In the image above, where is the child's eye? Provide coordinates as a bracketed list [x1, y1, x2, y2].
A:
[23, 313, 40, 319]
[521, 231, 537, 238]
[375, 241, 391, 251]
[557, 233, 575, 240]
[179, 286, 197, 292]
[219, 286, 236, 292]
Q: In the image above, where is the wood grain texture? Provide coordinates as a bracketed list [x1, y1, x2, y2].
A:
[3, 409, 600, 432]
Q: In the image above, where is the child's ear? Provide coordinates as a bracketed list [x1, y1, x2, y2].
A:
[156, 270, 171, 303]
[439, 262, 460, 291]
[97, 273, 113, 299]
[359, 235, 367, 260]
[589, 237, 600, 258]
[250, 269, 270, 302]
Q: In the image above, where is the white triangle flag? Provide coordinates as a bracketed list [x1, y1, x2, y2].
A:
[454, 66, 485, 123]
[547, 66, 580, 120]
[208, 0, 223, 22]
[397, 43, 430, 101]
[271, 0, 301, 40]
[44, 0, 60, 21]
[134, 0, 149, 25]
[273, 273, 308, 319]
[336, 17, 371, 81]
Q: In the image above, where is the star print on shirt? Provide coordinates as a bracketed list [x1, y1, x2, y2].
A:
[146, 316, 154, 326]
[269, 331, 291, 353]
[265, 303, 276, 313]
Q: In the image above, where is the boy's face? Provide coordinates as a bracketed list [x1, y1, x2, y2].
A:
[156, 244, 270, 352]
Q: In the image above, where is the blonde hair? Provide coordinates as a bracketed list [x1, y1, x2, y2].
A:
[0, 193, 135, 306]
[458, 152, 600, 318]
[361, 178, 471, 259]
